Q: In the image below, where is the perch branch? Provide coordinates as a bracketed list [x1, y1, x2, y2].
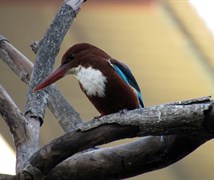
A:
[24, 97, 213, 176]
[78, 96, 211, 133]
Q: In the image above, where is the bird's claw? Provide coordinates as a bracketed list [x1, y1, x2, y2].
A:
[94, 115, 103, 119]
[119, 109, 128, 115]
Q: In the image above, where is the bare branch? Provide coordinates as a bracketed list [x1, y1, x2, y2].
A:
[0, 173, 15, 180]
[25, 97, 213, 176]
[47, 87, 82, 130]
[18, 1, 85, 177]
[25, 0, 85, 120]
[78, 96, 211, 133]
[0, 84, 39, 172]
[0, 35, 33, 84]
[46, 135, 210, 179]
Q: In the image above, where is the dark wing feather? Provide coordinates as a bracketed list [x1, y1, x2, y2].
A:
[109, 59, 144, 108]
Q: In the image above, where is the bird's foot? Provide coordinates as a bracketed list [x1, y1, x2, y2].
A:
[119, 109, 128, 115]
[94, 115, 103, 119]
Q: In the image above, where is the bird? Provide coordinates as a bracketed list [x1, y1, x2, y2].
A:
[34, 43, 144, 115]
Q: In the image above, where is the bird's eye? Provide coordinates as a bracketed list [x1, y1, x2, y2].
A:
[62, 54, 75, 64]
[62, 58, 70, 65]
[67, 53, 75, 60]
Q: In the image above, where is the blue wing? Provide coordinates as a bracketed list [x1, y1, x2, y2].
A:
[109, 59, 144, 108]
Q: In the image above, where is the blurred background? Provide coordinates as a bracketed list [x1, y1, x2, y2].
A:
[1, 0, 214, 179]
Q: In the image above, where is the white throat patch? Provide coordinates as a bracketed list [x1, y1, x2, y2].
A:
[74, 66, 107, 97]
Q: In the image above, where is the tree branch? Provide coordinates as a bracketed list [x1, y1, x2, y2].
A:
[25, 0, 85, 120]
[0, 84, 38, 172]
[19, 1, 85, 178]
[25, 97, 213, 176]
[46, 135, 209, 179]
[0, 173, 15, 180]
[1, 88, 212, 178]
[0, 34, 33, 84]
[78, 96, 211, 133]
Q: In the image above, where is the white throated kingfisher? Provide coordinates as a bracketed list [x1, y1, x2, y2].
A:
[34, 43, 144, 115]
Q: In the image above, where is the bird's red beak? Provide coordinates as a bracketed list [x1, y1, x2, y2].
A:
[33, 64, 70, 92]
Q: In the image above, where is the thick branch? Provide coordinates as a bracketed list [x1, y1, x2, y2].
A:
[78, 96, 211, 133]
[19, 1, 85, 177]
[46, 135, 209, 179]
[26, 97, 213, 175]
[25, 0, 85, 120]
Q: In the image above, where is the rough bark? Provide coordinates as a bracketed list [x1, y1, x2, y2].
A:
[0, 85, 38, 172]
[46, 135, 209, 180]
[22, 0, 84, 177]
[0, 174, 15, 180]
[2, 80, 213, 179]
[27, 97, 213, 176]
[24, 0, 84, 120]
[78, 96, 211, 133]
